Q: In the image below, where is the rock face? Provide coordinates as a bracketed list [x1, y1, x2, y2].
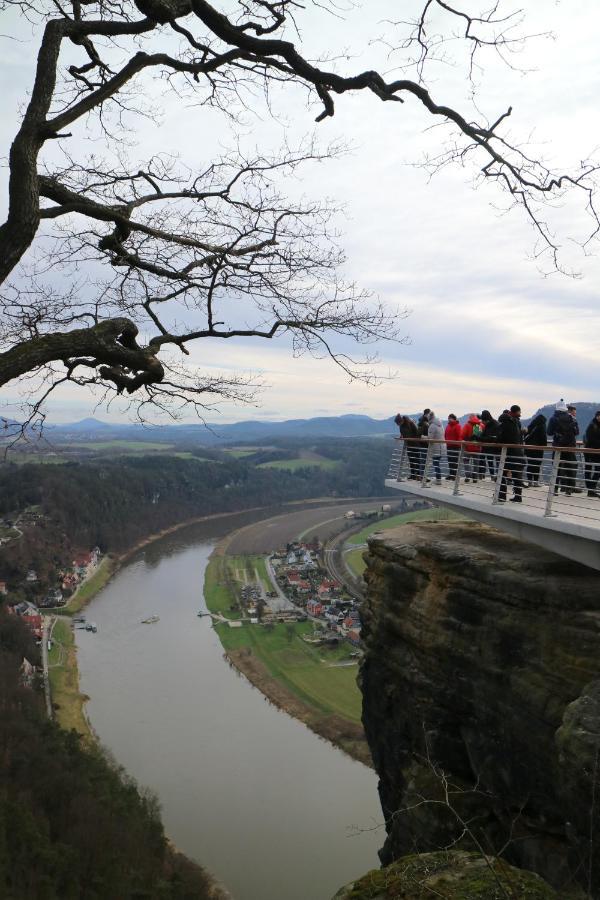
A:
[360, 521, 600, 897]
[332, 850, 562, 899]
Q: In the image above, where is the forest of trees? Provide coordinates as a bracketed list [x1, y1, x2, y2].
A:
[0, 440, 392, 585]
[0, 609, 218, 899]
[0, 439, 392, 895]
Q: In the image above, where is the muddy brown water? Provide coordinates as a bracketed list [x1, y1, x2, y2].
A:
[76, 515, 383, 900]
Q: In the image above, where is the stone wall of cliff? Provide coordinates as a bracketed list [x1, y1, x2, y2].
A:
[360, 520, 600, 897]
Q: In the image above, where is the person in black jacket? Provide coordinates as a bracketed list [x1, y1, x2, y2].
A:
[480, 409, 499, 479]
[584, 411, 600, 498]
[395, 414, 420, 479]
[496, 405, 525, 502]
[547, 401, 579, 495]
[416, 408, 431, 478]
[524, 413, 547, 487]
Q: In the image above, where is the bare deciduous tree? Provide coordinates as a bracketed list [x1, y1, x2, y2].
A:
[0, 0, 596, 426]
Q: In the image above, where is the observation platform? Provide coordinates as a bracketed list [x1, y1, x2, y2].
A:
[385, 439, 600, 571]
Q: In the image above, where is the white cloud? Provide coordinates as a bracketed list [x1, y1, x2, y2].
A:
[2, 2, 600, 425]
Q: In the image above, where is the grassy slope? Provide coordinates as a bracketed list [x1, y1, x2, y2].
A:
[48, 617, 90, 737]
[346, 547, 368, 577]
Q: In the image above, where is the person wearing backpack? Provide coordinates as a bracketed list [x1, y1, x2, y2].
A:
[524, 413, 547, 487]
[461, 413, 483, 482]
[548, 400, 579, 495]
[584, 411, 600, 498]
[395, 414, 420, 480]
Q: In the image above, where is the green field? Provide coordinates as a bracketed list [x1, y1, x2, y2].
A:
[345, 547, 367, 577]
[12, 454, 71, 465]
[257, 456, 339, 471]
[215, 618, 362, 722]
[203, 553, 271, 619]
[347, 507, 464, 545]
[204, 554, 362, 722]
[75, 440, 174, 451]
[48, 617, 90, 737]
[222, 448, 261, 458]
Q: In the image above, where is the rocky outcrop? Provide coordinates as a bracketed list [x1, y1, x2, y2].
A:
[333, 850, 566, 899]
[360, 520, 600, 897]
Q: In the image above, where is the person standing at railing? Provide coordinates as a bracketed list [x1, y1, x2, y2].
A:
[427, 413, 445, 485]
[584, 411, 600, 499]
[445, 414, 462, 480]
[395, 414, 420, 480]
[461, 413, 483, 482]
[566, 405, 583, 493]
[497, 405, 525, 502]
[417, 409, 431, 478]
[548, 401, 579, 496]
[524, 413, 547, 487]
[480, 410, 500, 480]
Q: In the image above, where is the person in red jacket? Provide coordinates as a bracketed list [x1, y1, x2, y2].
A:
[444, 414, 462, 479]
[461, 413, 483, 482]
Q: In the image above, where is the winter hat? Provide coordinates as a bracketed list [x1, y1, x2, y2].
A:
[555, 400, 568, 412]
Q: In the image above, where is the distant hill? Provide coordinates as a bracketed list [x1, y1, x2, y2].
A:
[29, 413, 400, 445]
[4, 404, 598, 446]
[528, 402, 600, 434]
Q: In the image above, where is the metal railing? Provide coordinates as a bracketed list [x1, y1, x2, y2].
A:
[388, 438, 600, 521]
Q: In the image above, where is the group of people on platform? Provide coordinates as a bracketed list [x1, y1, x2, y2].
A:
[394, 402, 600, 503]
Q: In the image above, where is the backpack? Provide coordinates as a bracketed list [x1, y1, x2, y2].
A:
[482, 420, 499, 442]
[553, 414, 576, 447]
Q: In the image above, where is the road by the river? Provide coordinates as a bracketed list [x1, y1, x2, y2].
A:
[225, 498, 398, 555]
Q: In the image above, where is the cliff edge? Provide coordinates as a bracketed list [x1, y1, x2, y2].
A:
[360, 520, 600, 897]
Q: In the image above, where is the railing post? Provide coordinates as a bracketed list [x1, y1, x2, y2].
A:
[421, 441, 434, 488]
[453, 445, 465, 496]
[492, 447, 508, 504]
[396, 440, 408, 482]
[545, 450, 561, 517]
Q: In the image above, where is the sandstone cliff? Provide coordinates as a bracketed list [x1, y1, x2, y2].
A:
[360, 520, 600, 897]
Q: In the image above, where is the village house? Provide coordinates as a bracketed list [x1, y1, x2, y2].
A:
[0, 581, 7, 595]
[317, 578, 338, 597]
[20, 657, 36, 687]
[306, 599, 323, 617]
[40, 587, 64, 608]
[26, 569, 38, 583]
[62, 571, 80, 591]
[72, 546, 101, 577]
[9, 601, 42, 641]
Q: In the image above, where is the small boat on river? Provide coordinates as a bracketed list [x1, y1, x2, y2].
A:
[141, 615, 160, 624]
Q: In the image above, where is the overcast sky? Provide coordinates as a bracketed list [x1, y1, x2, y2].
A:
[2, 1, 600, 424]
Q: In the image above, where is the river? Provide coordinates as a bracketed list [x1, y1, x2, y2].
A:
[76, 522, 383, 900]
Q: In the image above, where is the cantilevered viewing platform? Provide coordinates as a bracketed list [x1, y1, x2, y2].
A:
[385, 439, 600, 571]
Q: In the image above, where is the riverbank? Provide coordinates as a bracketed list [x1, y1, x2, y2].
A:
[47, 617, 92, 739]
[48, 498, 378, 739]
[204, 543, 372, 766]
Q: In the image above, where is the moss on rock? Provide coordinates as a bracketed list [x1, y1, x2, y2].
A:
[332, 851, 562, 900]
